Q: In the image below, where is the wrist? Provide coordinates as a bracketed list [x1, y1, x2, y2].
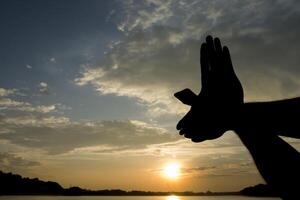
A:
[231, 101, 279, 134]
[228, 103, 246, 132]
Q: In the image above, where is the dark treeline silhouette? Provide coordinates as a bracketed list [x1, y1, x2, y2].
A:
[0, 170, 275, 196]
[0, 170, 63, 195]
[240, 184, 278, 197]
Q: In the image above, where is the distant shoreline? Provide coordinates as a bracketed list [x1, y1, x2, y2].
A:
[0, 194, 241, 196]
[0, 194, 239, 197]
[0, 171, 278, 197]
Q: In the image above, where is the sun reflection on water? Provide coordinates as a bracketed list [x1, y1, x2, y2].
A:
[166, 195, 180, 200]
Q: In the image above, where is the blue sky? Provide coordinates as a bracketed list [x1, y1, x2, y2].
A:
[0, 0, 300, 192]
[0, 0, 148, 121]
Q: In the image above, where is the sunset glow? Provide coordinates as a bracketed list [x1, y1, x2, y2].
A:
[166, 195, 180, 200]
[1, 0, 300, 193]
[163, 163, 181, 179]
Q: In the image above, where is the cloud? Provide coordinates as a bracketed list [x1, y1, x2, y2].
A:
[0, 152, 40, 171]
[183, 166, 217, 173]
[181, 153, 258, 178]
[0, 98, 30, 107]
[146, 133, 260, 178]
[0, 97, 57, 113]
[74, 29, 199, 117]
[0, 87, 56, 113]
[150, 164, 217, 175]
[26, 64, 32, 69]
[1, 115, 70, 127]
[17, 105, 56, 113]
[75, 0, 300, 121]
[0, 88, 17, 97]
[0, 115, 180, 154]
[117, 0, 174, 32]
[38, 82, 49, 95]
[49, 57, 56, 63]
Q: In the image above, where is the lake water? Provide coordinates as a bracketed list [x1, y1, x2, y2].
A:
[0, 196, 280, 200]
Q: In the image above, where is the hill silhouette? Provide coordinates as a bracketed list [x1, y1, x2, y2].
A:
[0, 170, 279, 196]
[0, 171, 63, 195]
[240, 184, 278, 197]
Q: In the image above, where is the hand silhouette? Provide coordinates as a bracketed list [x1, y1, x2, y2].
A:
[174, 35, 300, 199]
[175, 36, 243, 142]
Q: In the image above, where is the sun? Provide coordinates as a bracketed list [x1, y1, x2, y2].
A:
[163, 162, 181, 179]
[166, 195, 180, 200]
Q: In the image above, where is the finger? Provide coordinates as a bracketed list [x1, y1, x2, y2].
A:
[191, 137, 205, 143]
[174, 88, 197, 105]
[222, 46, 234, 73]
[206, 35, 214, 49]
[214, 37, 222, 55]
[214, 38, 222, 71]
[182, 126, 197, 139]
[184, 132, 193, 139]
[179, 129, 185, 135]
[200, 43, 209, 89]
[206, 35, 217, 72]
[206, 35, 214, 58]
[176, 111, 191, 130]
[176, 119, 184, 130]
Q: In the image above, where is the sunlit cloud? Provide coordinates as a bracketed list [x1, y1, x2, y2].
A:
[38, 82, 49, 95]
[0, 117, 179, 154]
[75, 0, 300, 120]
[0, 88, 18, 97]
[0, 98, 30, 107]
[0, 87, 66, 114]
[0, 152, 40, 171]
[2, 115, 70, 127]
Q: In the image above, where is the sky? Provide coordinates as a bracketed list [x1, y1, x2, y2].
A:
[0, 0, 300, 192]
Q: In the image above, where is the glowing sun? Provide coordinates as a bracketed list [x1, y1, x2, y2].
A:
[167, 195, 180, 200]
[163, 163, 181, 179]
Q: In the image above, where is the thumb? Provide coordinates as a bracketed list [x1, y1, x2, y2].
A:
[174, 88, 197, 105]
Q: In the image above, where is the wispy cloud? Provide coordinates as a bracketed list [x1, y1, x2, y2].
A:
[1, 115, 70, 127]
[0, 98, 30, 107]
[75, 0, 300, 121]
[0, 117, 179, 154]
[49, 57, 56, 63]
[0, 87, 59, 114]
[0, 152, 40, 171]
[38, 82, 49, 95]
[26, 64, 32, 69]
[0, 88, 17, 97]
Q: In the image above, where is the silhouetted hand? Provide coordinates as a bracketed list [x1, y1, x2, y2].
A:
[174, 36, 300, 199]
[175, 36, 243, 142]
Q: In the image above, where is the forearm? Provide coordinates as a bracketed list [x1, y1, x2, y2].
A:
[235, 97, 300, 138]
[235, 129, 300, 199]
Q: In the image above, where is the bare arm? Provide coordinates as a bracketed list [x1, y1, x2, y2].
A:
[235, 128, 300, 199]
[235, 98, 300, 138]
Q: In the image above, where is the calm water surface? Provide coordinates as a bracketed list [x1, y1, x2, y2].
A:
[0, 196, 280, 200]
